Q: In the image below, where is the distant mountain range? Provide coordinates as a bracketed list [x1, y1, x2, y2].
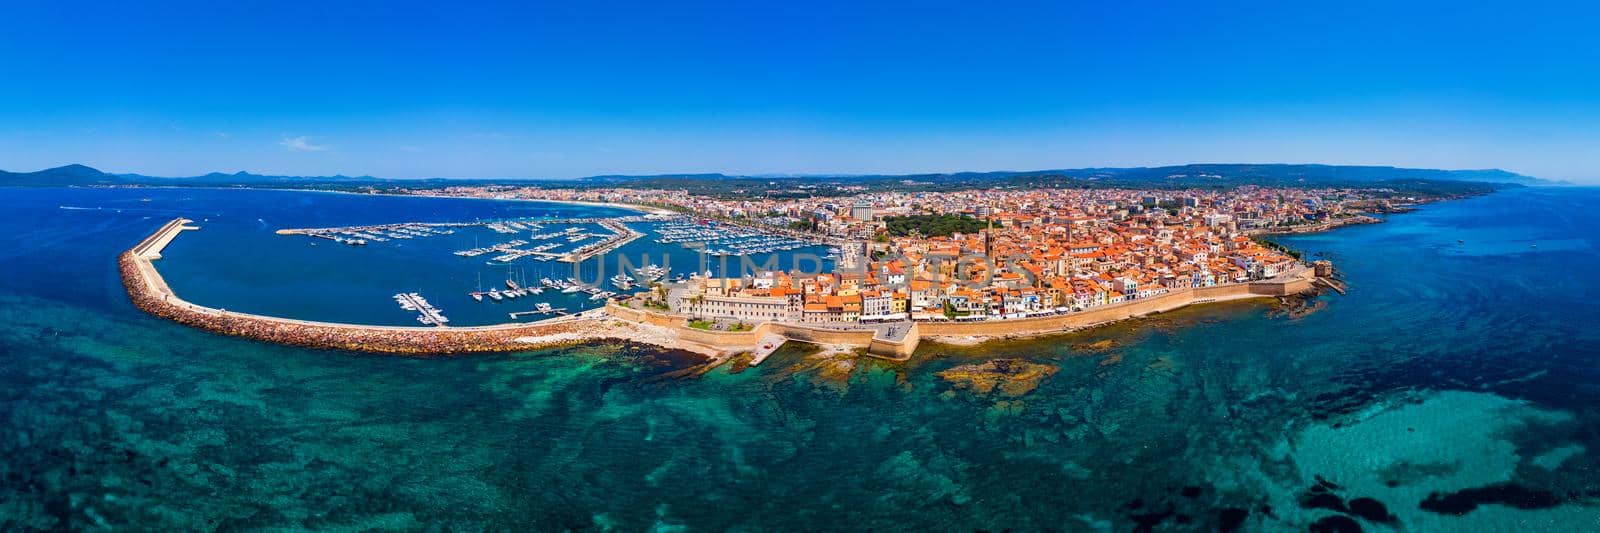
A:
[0, 164, 385, 187]
[0, 163, 1553, 190]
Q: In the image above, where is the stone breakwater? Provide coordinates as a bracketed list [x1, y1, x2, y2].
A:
[121, 252, 612, 354]
[118, 219, 698, 356]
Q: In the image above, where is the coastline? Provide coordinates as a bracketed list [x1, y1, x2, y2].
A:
[921, 288, 1277, 347]
[123, 215, 1320, 359]
[82, 182, 1494, 242]
[1246, 214, 1383, 236]
[281, 187, 679, 216]
[290, 187, 678, 216]
[602, 270, 1314, 361]
[86, 183, 671, 217]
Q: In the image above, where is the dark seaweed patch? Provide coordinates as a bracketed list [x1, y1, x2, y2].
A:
[1419, 483, 1561, 515]
[1301, 492, 1348, 513]
[1309, 514, 1363, 533]
[1217, 508, 1249, 532]
[1129, 504, 1174, 532]
[1346, 497, 1395, 523]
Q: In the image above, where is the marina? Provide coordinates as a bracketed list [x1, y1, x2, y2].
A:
[152, 199, 832, 327]
[652, 219, 822, 256]
[286, 223, 465, 245]
[274, 215, 657, 239]
[326, 217, 654, 265]
[283, 214, 820, 263]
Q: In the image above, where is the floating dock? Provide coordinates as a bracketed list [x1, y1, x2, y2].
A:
[509, 308, 567, 319]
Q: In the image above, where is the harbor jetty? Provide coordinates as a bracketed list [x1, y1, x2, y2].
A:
[560, 219, 644, 263]
[278, 216, 648, 264]
[120, 218, 716, 356]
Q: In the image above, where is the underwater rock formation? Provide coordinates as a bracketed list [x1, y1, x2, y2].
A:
[938, 359, 1059, 397]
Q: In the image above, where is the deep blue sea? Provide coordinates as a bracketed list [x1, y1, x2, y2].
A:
[1, 186, 1597, 530]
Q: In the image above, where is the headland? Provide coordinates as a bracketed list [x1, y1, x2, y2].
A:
[121, 217, 1320, 361]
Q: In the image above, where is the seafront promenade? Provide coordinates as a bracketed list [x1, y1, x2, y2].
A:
[604, 271, 1315, 360]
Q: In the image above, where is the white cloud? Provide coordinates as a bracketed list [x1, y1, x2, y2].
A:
[279, 135, 329, 152]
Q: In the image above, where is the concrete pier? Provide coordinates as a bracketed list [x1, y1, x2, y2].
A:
[559, 220, 644, 263]
[748, 334, 787, 365]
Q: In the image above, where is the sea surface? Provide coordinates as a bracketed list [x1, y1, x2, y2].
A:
[1, 186, 1597, 531]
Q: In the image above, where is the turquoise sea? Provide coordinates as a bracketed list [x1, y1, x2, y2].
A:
[2, 186, 1597, 531]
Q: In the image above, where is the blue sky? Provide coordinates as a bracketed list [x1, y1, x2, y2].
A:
[2, 0, 1597, 181]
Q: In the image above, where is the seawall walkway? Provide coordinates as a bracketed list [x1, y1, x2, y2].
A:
[606, 271, 1315, 360]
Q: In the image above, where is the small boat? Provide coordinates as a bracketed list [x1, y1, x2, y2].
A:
[488, 291, 504, 301]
